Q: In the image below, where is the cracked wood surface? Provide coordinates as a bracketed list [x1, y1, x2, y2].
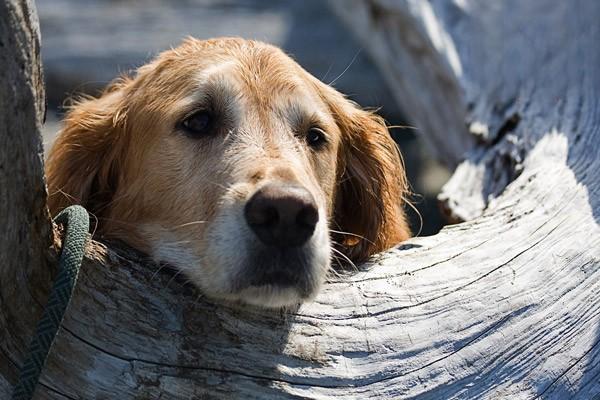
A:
[327, 0, 600, 398]
[2, 0, 600, 399]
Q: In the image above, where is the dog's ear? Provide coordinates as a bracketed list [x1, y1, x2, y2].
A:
[322, 88, 411, 263]
[45, 79, 130, 216]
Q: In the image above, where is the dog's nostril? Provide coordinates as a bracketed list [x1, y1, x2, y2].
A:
[263, 207, 279, 227]
[244, 183, 319, 247]
[249, 205, 279, 227]
[297, 206, 319, 229]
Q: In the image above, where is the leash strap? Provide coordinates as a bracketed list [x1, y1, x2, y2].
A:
[12, 205, 89, 400]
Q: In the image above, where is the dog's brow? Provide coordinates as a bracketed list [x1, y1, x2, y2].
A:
[192, 61, 239, 100]
[196, 60, 237, 83]
[180, 70, 241, 123]
[204, 77, 239, 112]
[283, 99, 329, 129]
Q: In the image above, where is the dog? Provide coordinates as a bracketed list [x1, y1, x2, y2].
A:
[45, 37, 410, 308]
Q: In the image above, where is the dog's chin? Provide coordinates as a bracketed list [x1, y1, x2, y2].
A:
[201, 248, 330, 308]
[227, 285, 312, 309]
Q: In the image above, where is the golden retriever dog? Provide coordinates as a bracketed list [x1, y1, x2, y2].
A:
[46, 37, 410, 308]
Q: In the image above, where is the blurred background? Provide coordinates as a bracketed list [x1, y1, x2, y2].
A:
[37, 0, 450, 236]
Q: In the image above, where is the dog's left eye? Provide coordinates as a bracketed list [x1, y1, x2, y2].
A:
[306, 127, 327, 148]
[180, 111, 213, 137]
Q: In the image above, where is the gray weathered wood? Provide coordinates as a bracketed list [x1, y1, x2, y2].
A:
[330, 0, 477, 168]
[328, 0, 600, 398]
[2, 0, 600, 399]
[0, 0, 54, 396]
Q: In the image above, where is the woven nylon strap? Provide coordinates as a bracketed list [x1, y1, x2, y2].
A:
[12, 205, 89, 400]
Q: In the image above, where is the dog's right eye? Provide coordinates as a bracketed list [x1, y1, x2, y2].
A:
[180, 111, 213, 137]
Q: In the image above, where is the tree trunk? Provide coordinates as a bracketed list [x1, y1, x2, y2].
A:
[0, 0, 55, 396]
[2, 0, 600, 399]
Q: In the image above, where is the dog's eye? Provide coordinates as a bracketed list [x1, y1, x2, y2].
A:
[306, 127, 327, 148]
[180, 111, 213, 137]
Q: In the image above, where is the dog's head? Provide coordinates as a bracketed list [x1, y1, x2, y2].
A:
[46, 38, 410, 307]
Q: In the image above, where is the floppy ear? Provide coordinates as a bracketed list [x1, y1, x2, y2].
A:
[45, 80, 129, 216]
[328, 95, 411, 263]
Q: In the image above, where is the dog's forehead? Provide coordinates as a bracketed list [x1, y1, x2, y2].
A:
[201, 51, 313, 98]
[179, 46, 330, 117]
[149, 39, 336, 128]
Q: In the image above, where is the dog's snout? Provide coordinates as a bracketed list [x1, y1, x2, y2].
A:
[245, 183, 319, 247]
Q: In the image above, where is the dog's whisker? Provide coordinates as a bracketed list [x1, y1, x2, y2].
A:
[88, 211, 100, 239]
[51, 187, 77, 204]
[331, 246, 359, 273]
[180, 278, 195, 288]
[329, 251, 352, 273]
[329, 229, 375, 245]
[325, 265, 345, 281]
[163, 240, 193, 246]
[192, 293, 205, 307]
[321, 61, 334, 82]
[151, 263, 170, 280]
[96, 217, 142, 229]
[93, 192, 135, 214]
[329, 48, 362, 86]
[387, 124, 419, 131]
[165, 268, 187, 289]
[405, 199, 423, 237]
[205, 179, 230, 191]
[173, 220, 207, 229]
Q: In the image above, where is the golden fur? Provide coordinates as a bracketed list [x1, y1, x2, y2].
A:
[46, 37, 410, 307]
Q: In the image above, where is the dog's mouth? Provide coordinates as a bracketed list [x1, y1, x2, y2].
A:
[231, 245, 318, 297]
[200, 223, 330, 308]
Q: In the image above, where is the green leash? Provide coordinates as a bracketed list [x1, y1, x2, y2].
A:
[12, 205, 89, 400]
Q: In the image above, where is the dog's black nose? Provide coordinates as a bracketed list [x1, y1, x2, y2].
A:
[244, 183, 319, 247]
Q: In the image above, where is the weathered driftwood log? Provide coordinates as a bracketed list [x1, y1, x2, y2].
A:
[2, 0, 600, 399]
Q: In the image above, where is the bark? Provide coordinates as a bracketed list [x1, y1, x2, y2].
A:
[2, 0, 600, 399]
[0, 0, 54, 396]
